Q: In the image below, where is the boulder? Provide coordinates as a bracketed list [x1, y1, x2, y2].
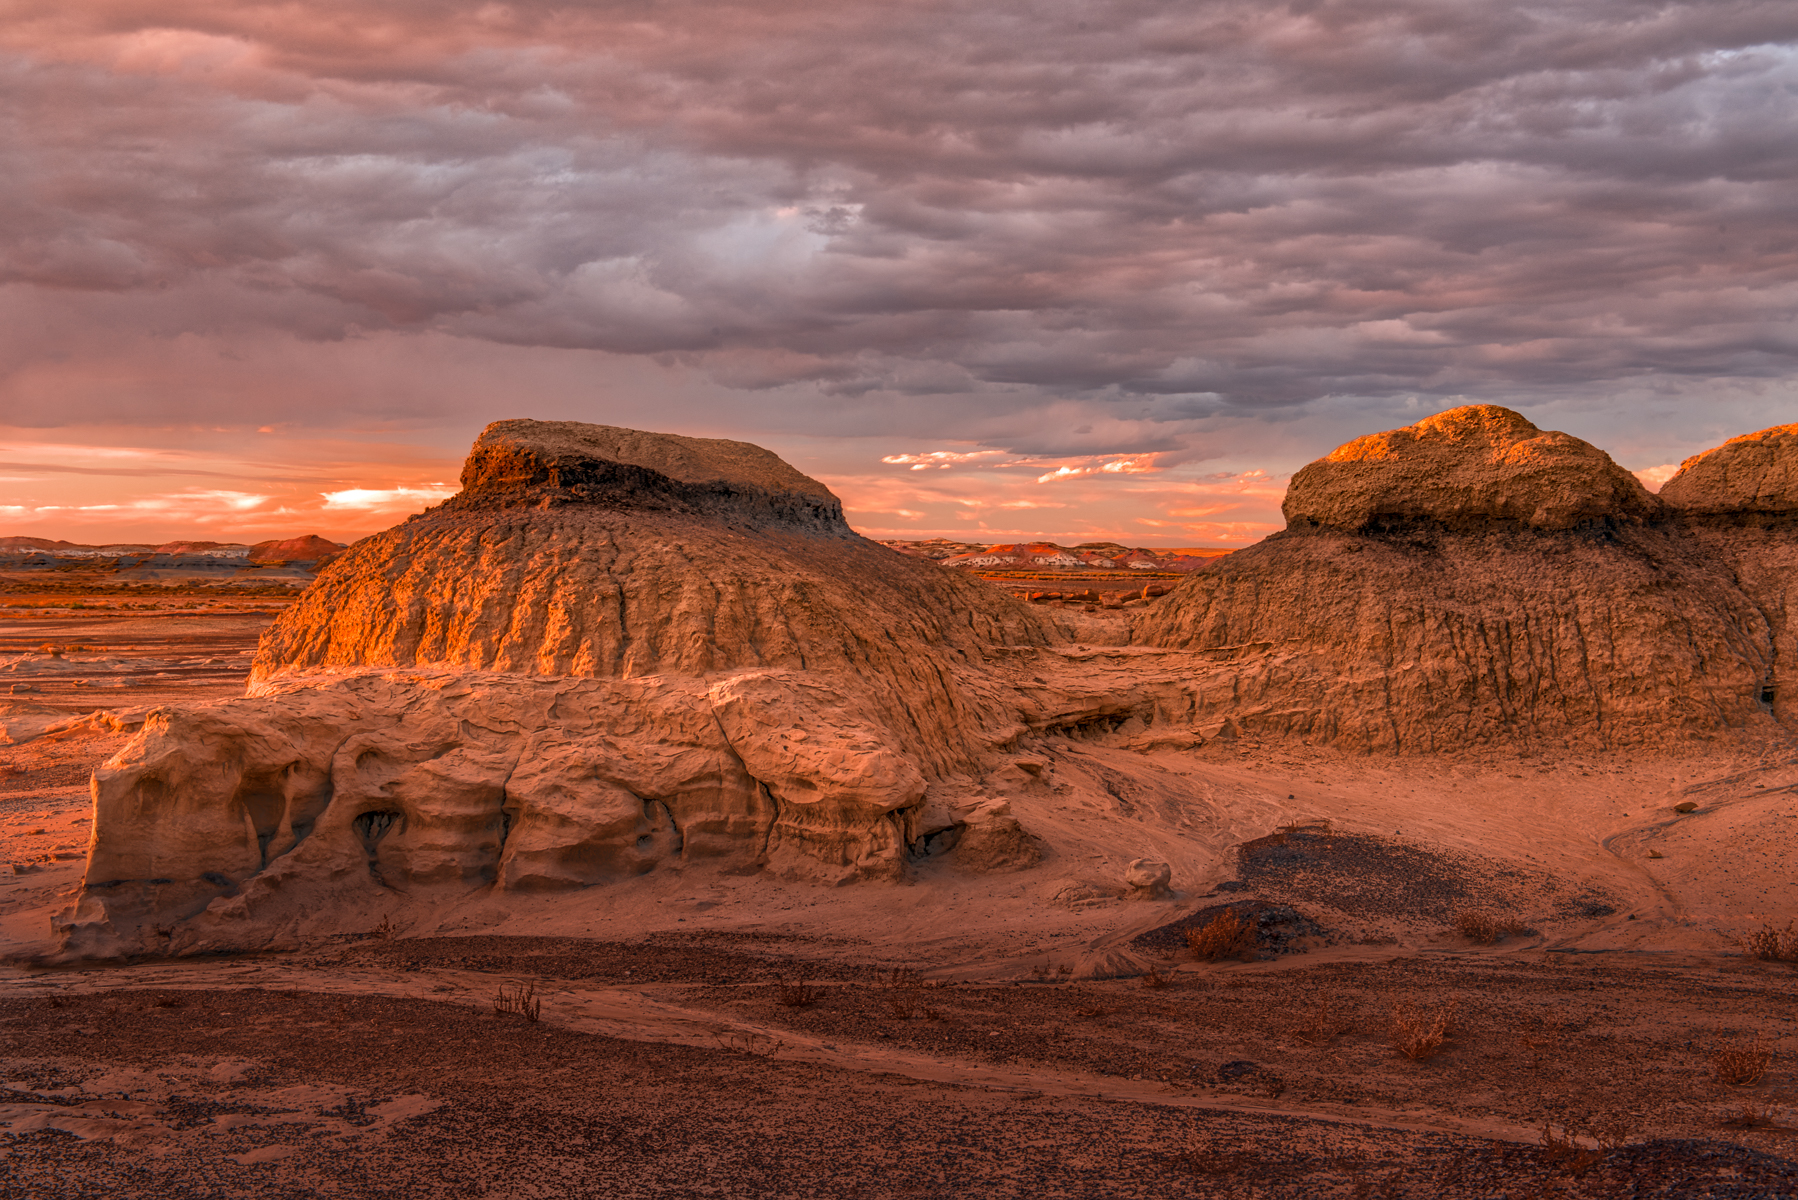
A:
[1124, 858, 1173, 900]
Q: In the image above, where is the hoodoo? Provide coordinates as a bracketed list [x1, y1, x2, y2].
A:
[59, 421, 1053, 958]
[1137, 406, 1775, 751]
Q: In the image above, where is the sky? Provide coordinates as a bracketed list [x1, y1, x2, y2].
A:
[3, 0, 1796, 546]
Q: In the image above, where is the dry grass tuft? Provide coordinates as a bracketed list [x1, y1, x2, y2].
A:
[1138, 966, 1170, 989]
[1450, 908, 1535, 944]
[1712, 1036, 1772, 1086]
[1388, 999, 1456, 1061]
[493, 981, 541, 1022]
[1739, 921, 1798, 963]
[775, 975, 822, 1009]
[1720, 1101, 1784, 1130]
[1186, 910, 1258, 962]
[1292, 992, 1354, 1046]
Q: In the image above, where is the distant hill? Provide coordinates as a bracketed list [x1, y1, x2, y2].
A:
[247, 534, 347, 563]
[154, 540, 248, 555]
[0, 536, 82, 552]
[936, 541, 1228, 572]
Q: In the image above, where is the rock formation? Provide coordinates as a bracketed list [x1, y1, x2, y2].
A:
[60, 421, 1058, 958]
[1283, 405, 1665, 532]
[1661, 423, 1798, 723]
[56, 407, 1798, 959]
[1137, 406, 1778, 751]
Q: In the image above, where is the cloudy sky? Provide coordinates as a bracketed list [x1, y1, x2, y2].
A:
[4, 0, 1796, 545]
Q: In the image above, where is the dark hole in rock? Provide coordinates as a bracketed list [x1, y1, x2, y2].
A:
[353, 810, 401, 854]
[201, 871, 233, 888]
[1761, 686, 1777, 706]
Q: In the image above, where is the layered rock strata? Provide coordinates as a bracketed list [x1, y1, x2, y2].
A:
[1137, 406, 1778, 751]
[60, 422, 1053, 957]
[1661, 424, 1798, 724]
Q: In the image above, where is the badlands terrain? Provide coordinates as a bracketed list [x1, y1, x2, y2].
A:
[2, 407, 1797, 1198]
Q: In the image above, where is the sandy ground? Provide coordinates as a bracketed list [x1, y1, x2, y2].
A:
[2, 608, 1797, 1197]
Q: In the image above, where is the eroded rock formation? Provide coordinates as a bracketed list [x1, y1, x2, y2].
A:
[1662, 423, 1798, 724]
[1136, 406, 1779, 751]
[57, 407, 1798, 958]
[60, 422, 1057, 957]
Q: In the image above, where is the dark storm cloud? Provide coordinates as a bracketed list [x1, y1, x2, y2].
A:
[3, 0, 1796, 422]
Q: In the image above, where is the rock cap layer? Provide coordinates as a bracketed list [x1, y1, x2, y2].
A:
[1283, 405, 1662, 532]
[448, 419, 847, 531]
[1660, 424, 1798, 518]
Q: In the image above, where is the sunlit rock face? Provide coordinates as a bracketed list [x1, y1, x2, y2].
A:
[1137, 406, 1777, 752]
[61, 422, 1057, 958]
[1661, 424, 1798, 521]
[1662, 424, 1798, 725]
[251, 420, 1050, 775]
[1283, 405, 1664, 533]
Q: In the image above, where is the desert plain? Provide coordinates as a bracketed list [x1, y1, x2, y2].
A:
[2, 409, 1797, 1199]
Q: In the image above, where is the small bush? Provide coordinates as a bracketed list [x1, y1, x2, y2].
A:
[1739, 922, 1798, 963]
[1713, 1037, 1772, 1086]
[1186, 910, 1258, 962]
[493, 981, 541, 1022]
[1389, 1000, 1457, 1061]
[1451, 908, 1536, 944]
[1138, 966, 1170, 989]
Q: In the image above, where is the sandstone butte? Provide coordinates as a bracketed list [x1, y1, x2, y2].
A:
[51, 406, 1798, 960]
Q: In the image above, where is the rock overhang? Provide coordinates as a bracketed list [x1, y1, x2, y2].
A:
[444, 418, 850, 533]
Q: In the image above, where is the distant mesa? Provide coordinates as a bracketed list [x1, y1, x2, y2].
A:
[1660, 423, 1798, 520]
[0, 536, 82, 553]
[1283, 404, 1663, 532]
[938, 541, 1222, 572]
[154, 540, 246, 556]
[247, 534, 346, 563]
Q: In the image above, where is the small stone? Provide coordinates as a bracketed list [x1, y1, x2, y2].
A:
[1124, 858, 1173, 900]
[1647, 849, 1664, 859]
[1674, 801, 1698, 813]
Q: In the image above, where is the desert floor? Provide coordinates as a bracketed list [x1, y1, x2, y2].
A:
[3, 603, 1797, 1198]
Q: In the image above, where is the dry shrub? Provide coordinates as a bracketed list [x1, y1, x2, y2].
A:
[1292, 992, 1354, 1046]
[775, 975, 821, 1008]
[1186, 910, 1258, 962]
[1712, 1036, 1772, 1086]
[1739, 922, 1798, 963]
[1451, 908, 1536, 944]
[1538, 1122, 1603, 1175]
[1720, 1101, 1782, 1130]
[1389, 999, 1457, 1061]
[1139, 966, 1170, 989]
[493, 981, 541, 1022]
